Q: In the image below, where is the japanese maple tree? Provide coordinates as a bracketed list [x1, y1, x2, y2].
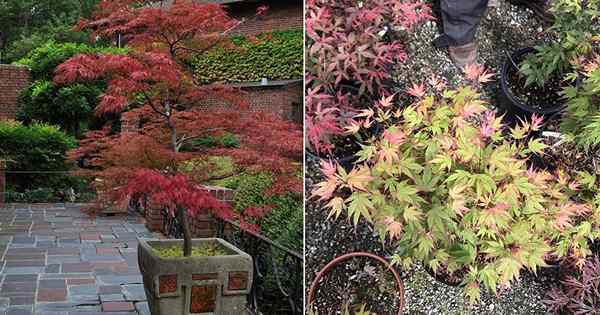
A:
[56, 0, 301, 256]
[305, 0, 432, 154]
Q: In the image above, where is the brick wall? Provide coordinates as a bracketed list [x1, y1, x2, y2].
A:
[121, 82, 302, 132]
[195, 83, 303, 123]
[227, 0, 303, 35]
[144, 186, 234, 238]
[0, 65, 30, 120]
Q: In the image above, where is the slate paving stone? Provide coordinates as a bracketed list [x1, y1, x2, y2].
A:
[37, 289, 67, 302]
[44, 264, 61, 273]
[101, 301, 134, 312]
[68, 284, 98, 296]
[96, 276, 142, 286]
[47, 256, 81, 264]
[121, 285, 145, 302]
[98, 286, 121, 295]
[66, 279, 95, 286]
[62, 263, 93, 273]
[5, 306, 33, 315]
[99, 294, 124, 302]
[3, 267, 45, 274]
[0, 204, 154, 315]
[133, 302, 149, 315]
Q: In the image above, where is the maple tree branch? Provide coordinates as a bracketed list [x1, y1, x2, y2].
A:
[176, 127, 227, 149]
[141, 92, 168, 118]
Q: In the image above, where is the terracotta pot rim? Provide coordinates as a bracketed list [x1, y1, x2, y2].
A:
[307, 251, 405, 315]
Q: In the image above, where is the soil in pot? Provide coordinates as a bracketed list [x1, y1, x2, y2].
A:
[311, 256, 400, 315]
[153, 243, 232, 258]
[504, 51, 566, 113]
[424, 264, 466, 287]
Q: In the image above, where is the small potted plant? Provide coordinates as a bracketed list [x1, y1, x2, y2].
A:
[308, 252, 405, 315]
[499, 0, 598, 119]
[123, 169, 253, 315]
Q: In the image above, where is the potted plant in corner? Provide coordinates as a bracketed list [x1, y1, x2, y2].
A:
[499, 0, 598, 119]
[123, 169, 253, 315]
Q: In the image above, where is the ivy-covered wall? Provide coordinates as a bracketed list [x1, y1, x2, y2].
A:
[192, 29, 303, 84]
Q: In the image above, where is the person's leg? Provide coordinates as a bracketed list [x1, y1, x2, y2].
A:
[435, 0, 489, 69]
[439, 0, 489, 47]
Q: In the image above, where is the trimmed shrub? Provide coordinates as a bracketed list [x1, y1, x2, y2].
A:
[14, 41, 126, 136]
[191, 29, 303, 83]
[0, 121, 76, 194]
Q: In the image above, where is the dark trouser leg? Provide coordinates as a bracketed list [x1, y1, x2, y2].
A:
[439, 0, 489, 47]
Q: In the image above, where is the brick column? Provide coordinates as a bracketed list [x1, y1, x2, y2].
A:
[144, 186, 234, 236]
[0, 160, 5, 206]
[145, 203, 164, 233]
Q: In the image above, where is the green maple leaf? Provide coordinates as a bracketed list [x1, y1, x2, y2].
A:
[448, 243, 476, 265]
[527, 138, 548, 155]
[346, 193, 373, 225]
[479, 266, 499, 294]
[496, 257, 522, 285]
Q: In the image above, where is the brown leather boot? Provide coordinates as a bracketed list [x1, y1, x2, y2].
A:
[448, 42, 478, 71]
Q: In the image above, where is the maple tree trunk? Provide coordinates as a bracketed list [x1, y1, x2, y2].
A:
[165, 104, 179, 152]
[176, 206, 193, 257]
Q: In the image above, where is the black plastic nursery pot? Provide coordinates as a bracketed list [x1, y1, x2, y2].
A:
[138, 238, 253, 315]
[498, 47, 565, 122]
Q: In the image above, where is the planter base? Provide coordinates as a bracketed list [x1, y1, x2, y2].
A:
[138, 238, 253, 315]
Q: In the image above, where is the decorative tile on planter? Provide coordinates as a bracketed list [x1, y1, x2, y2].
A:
[158, 275, 178, 295]
[189, 285, 217, 313]
[228, 271, 249, 291]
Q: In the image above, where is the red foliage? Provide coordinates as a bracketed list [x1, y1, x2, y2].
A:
[305, 0, 432, 154]
[121, 169, 236, 221]
[60, 0, 300, 230]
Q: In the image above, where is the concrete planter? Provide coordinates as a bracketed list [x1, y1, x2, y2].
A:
[138, 238, 253, 315]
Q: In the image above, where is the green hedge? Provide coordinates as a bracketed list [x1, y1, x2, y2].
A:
[14, 41, 126, 80]
[0, 121, 76, 195]
[191, 29, 303, 84]
[14, 41, 125, 137]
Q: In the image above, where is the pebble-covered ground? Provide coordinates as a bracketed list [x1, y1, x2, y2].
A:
[306, 2, 559, 313]
[392, 0, 552, 105]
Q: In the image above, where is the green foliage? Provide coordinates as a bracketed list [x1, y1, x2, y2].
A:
[315, 86, 600, 301]
[178, 156, 237, 183]
[220, 172, 303, 251]
[153, 244, 228, 258]
[0, 121, 76, 194]
[560, 58, 600, 150]
[0, 0, 100, 63]
[14, 42, 126, 136]
[191, 29, 303, 83]
[14, 41, 126, 80]
[519, 0, 599, 87]
[180, 132, 240, 151]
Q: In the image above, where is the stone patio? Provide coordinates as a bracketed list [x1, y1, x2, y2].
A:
[0, 203, 162, 315]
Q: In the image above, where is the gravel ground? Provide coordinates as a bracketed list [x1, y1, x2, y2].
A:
[392, 0, 552, 103]
[306, 1, 560, 314]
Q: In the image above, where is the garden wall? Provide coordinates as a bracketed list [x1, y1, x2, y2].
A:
[121, 81, 302, 131]
[197, 81, 303, 123]
[0, 65, 30, 120]
[144, 186, 234, 237]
